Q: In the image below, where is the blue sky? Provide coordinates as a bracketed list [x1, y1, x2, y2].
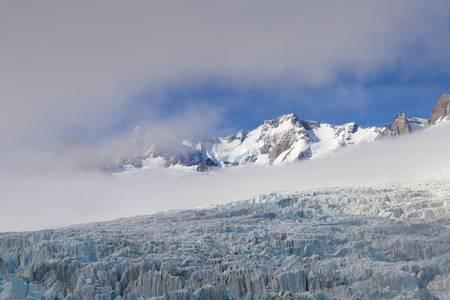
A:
[125, 66, 450, 136]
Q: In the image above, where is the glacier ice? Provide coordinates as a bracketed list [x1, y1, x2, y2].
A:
[1, 180, 450, 299]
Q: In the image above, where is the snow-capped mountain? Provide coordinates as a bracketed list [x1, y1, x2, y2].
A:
[115, 93, 444, 173]
[210, 114, 386, 166]
[118, 114, 389, 173]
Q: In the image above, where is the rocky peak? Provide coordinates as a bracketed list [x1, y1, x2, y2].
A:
[389, 113, 429, 136]
[430, 92, 450, 124]
[264, 113, 300, 127]
[390, 112, 411, 135]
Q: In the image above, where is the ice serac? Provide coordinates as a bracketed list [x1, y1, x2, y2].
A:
[1, 180, 450, 299]
[430, 92, 450, 124]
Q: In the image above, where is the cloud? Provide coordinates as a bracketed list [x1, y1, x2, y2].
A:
[1, 0, 450, 148]
[0, 101, 224, 175]
[2, 123, 450, 232]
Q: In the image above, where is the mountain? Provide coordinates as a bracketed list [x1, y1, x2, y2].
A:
[117, 114, 388, 173]
[389, 113, 428, 135]
[430, 92, 450, 124]
[207, 114, 386, 165]
[115, 93, 444, 173]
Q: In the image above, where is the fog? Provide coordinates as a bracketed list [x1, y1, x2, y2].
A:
[1, 123, 449, 232]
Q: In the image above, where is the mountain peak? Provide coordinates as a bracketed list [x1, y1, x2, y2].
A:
[390, 112, 410, 135]
[389, 112, 429, 136]
[277, 112, 298, 120]
[263, 113, 300, 127]
[430, 92, 450, 124]
[395, 112, 407, 119]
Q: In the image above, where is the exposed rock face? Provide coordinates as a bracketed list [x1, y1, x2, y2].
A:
[430, 92, 450, 124]
[195, 158, 219, 172]
[390, 113, 429, 136]
[390, 113, 411, 135]
[1, 181, 450, 299]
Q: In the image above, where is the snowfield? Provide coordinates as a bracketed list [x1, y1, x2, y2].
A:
[1, 180, 450, 299]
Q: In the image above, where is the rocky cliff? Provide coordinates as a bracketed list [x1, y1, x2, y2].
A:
[390, 113, 428, 136]
[430, 92, 450, 124]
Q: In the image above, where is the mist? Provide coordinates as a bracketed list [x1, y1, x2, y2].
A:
[1, 122, 450, 232]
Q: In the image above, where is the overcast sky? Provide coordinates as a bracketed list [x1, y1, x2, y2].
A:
[2, 1, 450, 231]
[2, 0, 450, 149]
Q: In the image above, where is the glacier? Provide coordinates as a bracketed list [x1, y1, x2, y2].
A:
[1, 180, 450, 299]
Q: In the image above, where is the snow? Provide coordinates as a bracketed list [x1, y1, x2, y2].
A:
[214, 115, 382, 166]
[407, 117, 429, 131]
[433, 116, 449, 126]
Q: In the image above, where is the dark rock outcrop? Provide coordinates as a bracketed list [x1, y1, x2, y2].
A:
[196, 158, 219, 172]
[389, 113, 429, 136]
[390, 113, 411, 135]
[430, 92, 450, 124]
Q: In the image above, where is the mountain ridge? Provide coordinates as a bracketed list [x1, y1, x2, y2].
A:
[115, 92, 447, 173]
